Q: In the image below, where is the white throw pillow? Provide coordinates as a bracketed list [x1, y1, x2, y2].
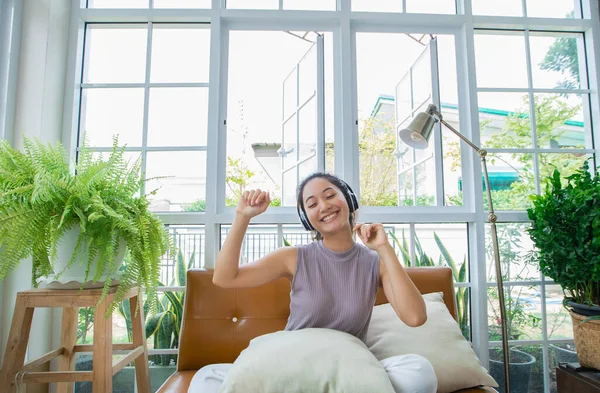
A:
[218, 328, 395, 393]
[366, 292, 498, 393]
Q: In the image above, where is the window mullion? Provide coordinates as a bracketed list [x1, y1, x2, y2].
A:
[204, 12, 223, 269]
[140, 22, 153, 197]
[457, 22, 489, 366]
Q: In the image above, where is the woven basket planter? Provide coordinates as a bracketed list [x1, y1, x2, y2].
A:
[570, 310, 600, 370]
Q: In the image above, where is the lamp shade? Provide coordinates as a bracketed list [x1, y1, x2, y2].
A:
[398, 111, 437, 149]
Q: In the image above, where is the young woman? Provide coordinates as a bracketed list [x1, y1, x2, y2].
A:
[192, 172, 437, 393]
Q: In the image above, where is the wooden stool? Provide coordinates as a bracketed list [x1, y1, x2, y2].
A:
[0, 286, 150, 393]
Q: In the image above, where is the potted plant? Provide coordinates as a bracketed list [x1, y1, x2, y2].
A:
[0, 137, 172, 313]
[527, 160, 600, 369]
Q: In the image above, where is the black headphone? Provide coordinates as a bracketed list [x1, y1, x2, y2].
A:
[297, 179, 359, 231]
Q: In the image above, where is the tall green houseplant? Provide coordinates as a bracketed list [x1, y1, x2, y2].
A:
[527, 161, 600, 309]
[0, 137, 172, 312]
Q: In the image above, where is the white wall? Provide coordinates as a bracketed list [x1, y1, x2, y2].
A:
[0, 0, 71, 377]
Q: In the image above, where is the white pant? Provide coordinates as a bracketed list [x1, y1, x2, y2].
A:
[188, 354, 437, 393]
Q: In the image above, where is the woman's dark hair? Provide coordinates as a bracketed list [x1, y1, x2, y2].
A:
[296, 172, 356, 240]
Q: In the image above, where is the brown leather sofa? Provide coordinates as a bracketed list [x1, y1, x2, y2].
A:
[156, 267, 497, 393]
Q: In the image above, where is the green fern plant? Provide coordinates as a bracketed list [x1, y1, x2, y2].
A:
[0, 137, 173, 313]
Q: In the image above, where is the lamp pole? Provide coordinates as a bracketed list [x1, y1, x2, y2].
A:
[400, 104, 510, 393]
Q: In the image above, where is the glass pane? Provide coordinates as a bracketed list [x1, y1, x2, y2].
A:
[146, 288, 180, 366]
[352, 0, 403, 12]
[398, 120, 414, 169]
[395, 75, 411, 125]
[325, 139, 334, 172]
[113, 306, 131, 344]
[282, 115, 297, 169]
[79, 88, 144, 147]
[411, 53, 432, 111]
[83, 25, 147, 83]
[488, 344, 544, 393]
[398, 171, 414, 206]
[298, 100, 317, 161]
[478, 92, 532, 149]
[529, 34, 585, 90]
[549, 342, 577, 393]
[74, 353, 137, 392]
[324, 35, 334, 174]
[406, 0, 455, 14]
[76, 308, 95, 344]
[282, 168, 297, 206]
[359, 115, 397, 206]
[414, 159, 436, 206]
[87, 0, 148, 8]
[227, 31, 331, 203]
[150, 26, 210, 83]
[154, 0, 211, 7]
[226, 0, 278, 9]
[147, 88, 209, 147]
[440, 107, 463, 207]
[414, 224, 468, 277]
[486, 223, 540, 283]
[546, 285, 574, 339]
[148, 363, 178, 391]
[283, 68, 297, 119]
[298, 45, 317, 105]
[91, 151, 142, 175]
[472, 0, 523, 16]
[356, 33, 439, 208]
[534, 94, 586, 149]
[487, 153, 534, 211]
[527, 0, 578, 18]
[284, 0, 336, 10]
[282, 224, 313, 246]
[145, 151, 207, 212]
[488, 285, 543, 341]
[298, 158, 317, 184]
[538, 153, 592, 189]
[164, 226, 205, 277]
[221, 225, 278, 263]
[474, 33, 528, 88]
[383, 224, 410, 262]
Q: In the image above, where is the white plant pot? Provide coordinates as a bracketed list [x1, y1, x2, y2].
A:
[38, 226, 127, 289]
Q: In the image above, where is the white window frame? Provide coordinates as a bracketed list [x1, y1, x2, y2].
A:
[57, 1, 600, 391]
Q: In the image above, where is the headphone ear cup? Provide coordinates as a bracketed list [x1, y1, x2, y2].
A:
[297, 206, 314, 231]
[340, 181, 359, 213]
[347, 190, 359, 212]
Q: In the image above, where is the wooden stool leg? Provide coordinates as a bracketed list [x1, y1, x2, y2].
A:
[57, 307, 79, 393]
[92, 298, 112, 393]
[130, 294, 151, 393]
[0, 296, 34, 393]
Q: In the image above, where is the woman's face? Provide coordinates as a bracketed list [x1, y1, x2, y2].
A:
[302, 177, 350, 236]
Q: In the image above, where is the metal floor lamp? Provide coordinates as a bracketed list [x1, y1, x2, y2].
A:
[399, 103, 510, 393]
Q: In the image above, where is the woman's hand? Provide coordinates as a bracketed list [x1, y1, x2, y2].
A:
[353, 223, 389, 251]
[236, 189, 271, 218]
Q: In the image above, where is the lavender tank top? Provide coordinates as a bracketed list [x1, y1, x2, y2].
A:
[284, 240, 381, 342]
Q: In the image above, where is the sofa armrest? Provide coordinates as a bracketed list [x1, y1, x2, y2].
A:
[155, 371, 196, 393]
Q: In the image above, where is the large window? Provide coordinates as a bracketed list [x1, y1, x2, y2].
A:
[474, 31, 591, 212]
[356, 33, 461, 207]
[226, 30, 333, 207]
[69, 1, 599, 392]
[79, 23, 211, 213]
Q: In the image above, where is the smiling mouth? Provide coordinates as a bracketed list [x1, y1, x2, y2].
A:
[321, 212, 338, 222]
